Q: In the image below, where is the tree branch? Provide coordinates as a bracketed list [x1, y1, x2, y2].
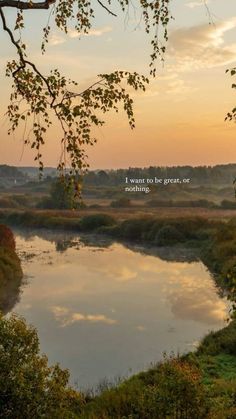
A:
[0, 0, 56, 10]
[96, 0, 116, 17]
[0, 8, 56, 104]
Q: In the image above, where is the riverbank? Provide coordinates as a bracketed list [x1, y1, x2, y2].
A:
[1, 211, 236, 417]
[0, 209, 234, 295]
[0, 224, 23, 314]
[78, 320, 236, 418]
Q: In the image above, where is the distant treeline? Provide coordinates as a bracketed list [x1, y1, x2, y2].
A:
[0, 165, 27, 180]
[83, 164, 236, 186]
[0, 163, 236, 186]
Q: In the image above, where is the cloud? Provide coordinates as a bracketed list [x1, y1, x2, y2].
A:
[68, 26, 112, 39]
[166, 281, 228, 325]
[185, 0, 209, 8]
[143, 72, 196, 99]
[51, 305, 117, 327]
[49, 26, 112, 46]
[169, 18, 236, 70]
[49, 34, 65, 46]
[169, 292, 228, 325]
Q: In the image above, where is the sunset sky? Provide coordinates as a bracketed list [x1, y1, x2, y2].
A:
[0, 0, 236, 169]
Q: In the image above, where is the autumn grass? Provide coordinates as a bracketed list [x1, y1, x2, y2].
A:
[77, 321, 236, 418]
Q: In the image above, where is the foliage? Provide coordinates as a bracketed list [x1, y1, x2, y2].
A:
[220, 200, 236, 209]
[0, 197, 18, 209]
[0, 0, 172, 191]
[146, 199, 217, 208]
[110, 197, 131, 208]
[0, 164, 26, 179]
[225, 67, 236, 124]
[0, 314, 83, 418]
[198, 321, 236, 357]
[79, 213, 116, 231]
[83, 164, 236, 188]
[81, 356, 208, 418]
[154, 224, 184, 245]
[50, 178, 79, 209]
[0, 224, 15, 250]
[0, 195, 33, 209]
[0, 246, 23, 314]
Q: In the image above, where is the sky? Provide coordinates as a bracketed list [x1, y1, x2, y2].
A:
[0, 0, 236, 169]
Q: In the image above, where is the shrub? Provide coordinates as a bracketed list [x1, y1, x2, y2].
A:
[0, 197, 18, 209]
[110, 197, 131, 208]
[0, 224, 15, 250]
[117, 218, 153, 240]
[82, 357, 208, 418]
[154, 225, 184, 246]
[12, 194, 31, 207]
[0, 247, 23, 314]
[80, 214, 116, 231]
[198, 321, 236, 356]
[146, 199, 173, 207]
[0, 314, 83, 418]
[221, 200, 236, 209]
[36, 196, 55, 209]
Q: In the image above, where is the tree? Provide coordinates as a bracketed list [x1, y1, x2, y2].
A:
[0, 314, 83, 418]
[0, 0, 171, 194]
[49, 177, 79, 209]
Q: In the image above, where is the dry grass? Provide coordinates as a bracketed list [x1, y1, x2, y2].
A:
[33, 206, 236, 221]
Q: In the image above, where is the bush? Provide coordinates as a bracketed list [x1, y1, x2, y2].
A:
[0, 247, 23, 314]
[198, 321, 236, 356]
[0, 197, 19, 209]
[82, 357, 208, 418]
[117, 218, 153, 241]
[146, 199, 216, 208]
[110, 197, 131, 208]
[146, 199, 173, 207]
[221, 200, 236, 209]
[0, 224, 15, 250]
[0, 315, 83, 418]
[154, 225, 184, 246]
[80, 214, 116, 231]
[12, 194, 32, 207]
[36, 196, 55, 209]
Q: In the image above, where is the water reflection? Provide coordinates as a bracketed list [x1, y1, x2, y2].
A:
[11, 229, 229, 388]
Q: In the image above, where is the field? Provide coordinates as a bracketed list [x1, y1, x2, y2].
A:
[15, 205, 236, 221]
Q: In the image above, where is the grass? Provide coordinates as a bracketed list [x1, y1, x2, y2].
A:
[78, 322, 236, 418]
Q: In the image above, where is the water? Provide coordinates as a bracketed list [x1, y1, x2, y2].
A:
[9, 229, 229, 389]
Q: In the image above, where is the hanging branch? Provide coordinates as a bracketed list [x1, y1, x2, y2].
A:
[0, 0, 171, 196]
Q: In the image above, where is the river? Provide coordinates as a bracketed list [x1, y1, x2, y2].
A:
[9, 229, 229, 389]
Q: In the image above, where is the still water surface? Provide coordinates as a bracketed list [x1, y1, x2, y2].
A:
[11, 229, 229, 389]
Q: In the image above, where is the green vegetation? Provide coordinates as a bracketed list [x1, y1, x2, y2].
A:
[0, 224, 23, 314]
[0, 247, 23, 314]
[0, 314, 83, 419]
[1, 164, 236, 209]
[80, 356, 209, 419]
[110, 197, 132, 208]
[0, 211, 234, 297]
[146, 199, 217, 208]
[79, 322, 236, 418]
[198, 320, 236, 356]
[0, 214, 236, 417]
[0, 224, 16, 250]
[37, 179, 82, 210]
[2, 314, 236, 418]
